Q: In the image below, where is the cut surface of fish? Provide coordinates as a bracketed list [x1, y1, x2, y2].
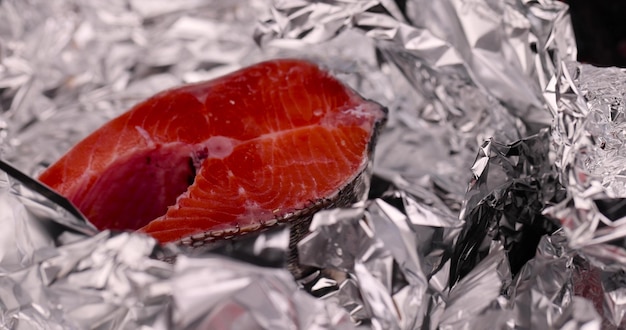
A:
[38, 59, 386, 244]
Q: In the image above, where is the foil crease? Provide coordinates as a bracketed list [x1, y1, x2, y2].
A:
[296, 196, 467, 329]
[0, 0, 616, 329]
[169, 253, 355, 330]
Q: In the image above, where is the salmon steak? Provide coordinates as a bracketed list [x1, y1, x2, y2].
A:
[38, 59, 386, 246]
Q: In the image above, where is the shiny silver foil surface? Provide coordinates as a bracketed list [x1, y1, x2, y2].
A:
[546, 63, 626, 329]
[258, 0, 576, 216]
[0, 0, 621, 329]
[0, 160, 355, 329]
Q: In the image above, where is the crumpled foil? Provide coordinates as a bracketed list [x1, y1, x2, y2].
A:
[1, 0, 621, 329]
[450, 130, 564, 283]
[257, 0, 576, 216]
[0, 160, 355, 329]
[544, 63, 626, 328]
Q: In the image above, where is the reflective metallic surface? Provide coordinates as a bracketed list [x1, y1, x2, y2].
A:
[2, 0, 623, 329]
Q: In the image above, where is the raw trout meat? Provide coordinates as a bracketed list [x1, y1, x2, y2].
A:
[38, 59, 386, 246]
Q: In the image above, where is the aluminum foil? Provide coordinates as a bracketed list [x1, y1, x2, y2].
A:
[451, 130, 563, 283]
[1, 0, 620, 329]
[257, 0, 576, 216]
[0, 159, 355, 329]
[544, 62, 626, 328]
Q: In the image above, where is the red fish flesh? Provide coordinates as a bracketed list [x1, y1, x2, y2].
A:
[38, 59, 386, 245]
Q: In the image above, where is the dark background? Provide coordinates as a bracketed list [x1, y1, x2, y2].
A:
[562, 0, 626, 67]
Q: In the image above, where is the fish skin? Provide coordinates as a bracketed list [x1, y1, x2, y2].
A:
[38, 59, 386, 245]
